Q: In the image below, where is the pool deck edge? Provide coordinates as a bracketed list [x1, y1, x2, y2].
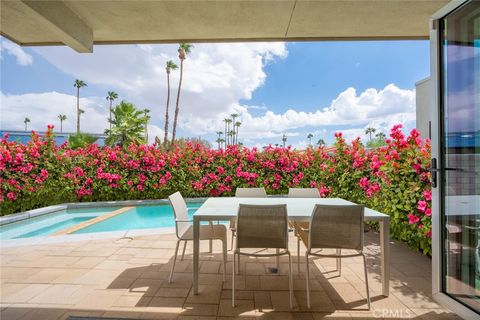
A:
[51, 206, 134, 236]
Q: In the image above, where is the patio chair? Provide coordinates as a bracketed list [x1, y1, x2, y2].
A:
[168, 191, 227, 283]
[298, 204, 370, 309]
[230, 187, 267, 250]
[232, 204, 293, 308]
[287, 188, 321, 272]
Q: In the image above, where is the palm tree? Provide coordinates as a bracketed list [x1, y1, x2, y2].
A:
[365, 127, 376, 141]
[164, 60, 178, 146]
[234, 121, 241, 145]
[106, 91, 118, 129]
[216, 131, 223, 149]
[58, 114, 67, 133]
[375, 132, 386, 141]
[143, 108, 151, 143]
[307, 133, 314, 146]
[228, 130, 235, 146]
[230, 113, 239, 144]
[74, 79, 87, 133]
[105, 101, 147, 148]
[224, 118, 232, 146]
[171, 43, 193, 144]
[23, 117, 30, 131]
[281, 133, 287, 148]
[317, 138, 326, 147]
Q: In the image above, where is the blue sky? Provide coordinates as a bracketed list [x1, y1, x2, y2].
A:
[1, 38, 429, 147]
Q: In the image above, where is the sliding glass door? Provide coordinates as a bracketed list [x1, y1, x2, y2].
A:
[438, 0, 480, 314]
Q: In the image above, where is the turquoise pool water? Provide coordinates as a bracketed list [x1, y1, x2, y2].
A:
[74, 202, 203, 234]
[0, 202, 203, 240]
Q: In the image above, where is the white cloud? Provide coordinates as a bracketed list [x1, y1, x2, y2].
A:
[0, 38, 33, 66]
[0, 91, 106, 133]
[185, 84, 415, 144]
[32, 43, 288, 135]
[3, 42, 416, 148]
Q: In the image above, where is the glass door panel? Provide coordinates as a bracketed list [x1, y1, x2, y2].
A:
[441, 0, 480, 313]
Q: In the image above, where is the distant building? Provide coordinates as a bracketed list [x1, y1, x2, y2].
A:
[0, 130, 106, 146]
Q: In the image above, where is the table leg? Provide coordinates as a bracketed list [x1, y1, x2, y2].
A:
[193, 216, 200, 295]
[380, 217, 390, 296]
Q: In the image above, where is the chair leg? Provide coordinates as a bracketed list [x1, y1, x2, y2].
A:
[305, 252, 311, 309]
[181, 240, 188, 261]
[362, 254, 371, 310]
[336, 248, 341, 276]
[288, 252, 293, 309]
[169, 239, 181, 284]
[297, 237, 301, 273]
[236, 253, 240, 275]
[222, 238, 227, 282]
[276, 248, 280, 270]
[230, 230, 235, 251]
[232, 252, 236, 307]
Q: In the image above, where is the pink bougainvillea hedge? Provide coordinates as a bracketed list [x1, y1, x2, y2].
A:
[0, 124, 432, 254]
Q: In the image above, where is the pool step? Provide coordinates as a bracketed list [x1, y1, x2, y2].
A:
[51, 206, 134, 236]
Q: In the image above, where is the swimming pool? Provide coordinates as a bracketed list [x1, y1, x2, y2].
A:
[0, 201, 204, 240]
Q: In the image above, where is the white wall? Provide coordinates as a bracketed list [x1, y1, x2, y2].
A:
[415, 77, 431, 139]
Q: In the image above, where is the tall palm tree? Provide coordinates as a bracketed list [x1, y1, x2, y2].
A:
[24, 117, 30, 131]
[281, 133, 287, 148]
[106, 91, 118, 129]
[105, 101, 147, 148]
[58, 114, 67, 133]
[307, 133, 314, 146]
[74, 79, 87, 133]
[143, 108, 151, 143]
[223, 118, 230, 146]
[365, 127, 376, 141]
[234, 121, 241, 145]
[164, 60, 178, 146]
[216, 131, 223, 149]
[230, 113, 239, 143]
[171, 43, 193, 144]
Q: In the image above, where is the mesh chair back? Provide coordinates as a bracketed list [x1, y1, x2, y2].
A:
[309, 204, 364, 251]
[288, 188, 321, 198]
[168, 191, 190, 239]
[236, 204, 288, 249]
[235, 187, 267, 198]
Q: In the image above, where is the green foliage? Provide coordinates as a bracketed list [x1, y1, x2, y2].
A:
[68, 133, 98, 149]
[105, 101, 147, 148]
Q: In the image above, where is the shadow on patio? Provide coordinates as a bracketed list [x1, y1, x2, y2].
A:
[0, 230, 461, 319]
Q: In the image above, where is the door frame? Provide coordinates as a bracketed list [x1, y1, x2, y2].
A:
[430, 1, 479, 319]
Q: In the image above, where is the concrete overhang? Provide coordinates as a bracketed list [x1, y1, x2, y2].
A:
[1, 0, 450, 53]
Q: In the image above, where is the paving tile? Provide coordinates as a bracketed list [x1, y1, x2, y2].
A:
[0, 229, 457, 319]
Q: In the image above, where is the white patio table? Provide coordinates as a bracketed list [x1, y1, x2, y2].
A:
[192, 197, 390, 296]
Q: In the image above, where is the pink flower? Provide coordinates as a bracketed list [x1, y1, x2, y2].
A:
[408, 213, 420, 224]
[6, 192, 16, 200]
[359, 177, 369, 189]
[424, 208, 432, 217]
[423, 190, 432, 201]
[417, 200, 427, 213]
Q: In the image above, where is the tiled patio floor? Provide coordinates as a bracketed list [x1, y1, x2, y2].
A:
[1, 230, 461, 319]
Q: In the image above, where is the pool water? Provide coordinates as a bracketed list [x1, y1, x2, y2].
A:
[0, 202, 203, 240]
[74, 202, 203, 234]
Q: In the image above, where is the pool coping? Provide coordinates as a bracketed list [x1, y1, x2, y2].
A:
[0, 226, 179, 248]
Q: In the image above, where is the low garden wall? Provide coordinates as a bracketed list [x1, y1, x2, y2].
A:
[0, 124, 432, 254]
